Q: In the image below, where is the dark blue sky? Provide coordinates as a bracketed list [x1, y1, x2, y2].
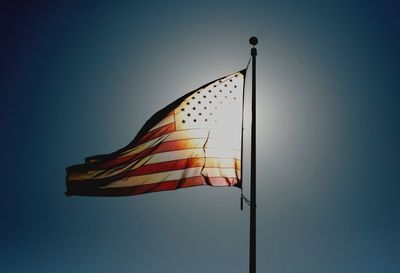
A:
[1, 1, 399, 272]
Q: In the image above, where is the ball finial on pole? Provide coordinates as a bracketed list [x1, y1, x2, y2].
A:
[249, 36, 258, 46]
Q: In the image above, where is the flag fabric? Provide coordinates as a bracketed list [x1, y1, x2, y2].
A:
[66, 70, 246, 196]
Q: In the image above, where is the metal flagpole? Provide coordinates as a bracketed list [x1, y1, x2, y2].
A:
[249, 36, 258, 273]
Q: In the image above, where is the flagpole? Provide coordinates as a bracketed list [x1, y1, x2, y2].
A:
[249, 36, 258, 273]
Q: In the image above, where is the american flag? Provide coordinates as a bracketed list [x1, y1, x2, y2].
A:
[66, 70, 246, 196]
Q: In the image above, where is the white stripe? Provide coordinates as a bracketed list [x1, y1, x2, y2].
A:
[147, 148, 241, 165]
[117, 129, 240, 161]
[69, 153, 240, 181]
[203, 148, 241, 159]
[201, 167, 240, 178]
[117, 125, 239, 161]
[69, 148, 204, 181]
[164, 128, 241, 142]
[100, 167, 203, 188]
[146, 149, 204, 164]
[69, 144, 241, 181]
[99, 167, 240, 188]
[118, 137, 240, 162]
[164, 128, 210, 141]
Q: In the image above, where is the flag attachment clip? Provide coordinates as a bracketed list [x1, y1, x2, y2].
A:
[241, 193, 252, 210]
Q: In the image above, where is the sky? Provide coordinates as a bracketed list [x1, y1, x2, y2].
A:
[1, 0, 399, 272]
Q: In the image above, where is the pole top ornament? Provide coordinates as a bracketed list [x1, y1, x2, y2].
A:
[249, 36, 258, 46]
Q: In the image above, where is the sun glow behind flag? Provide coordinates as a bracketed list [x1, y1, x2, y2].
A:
[66, 70, 246, 196]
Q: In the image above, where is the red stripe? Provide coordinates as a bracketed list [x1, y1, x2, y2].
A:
[68, 123, 176, 172]
[93, 138, 205, 170]
[68, 157, 240, 182]
[126, 157, 241, 177]
[127, 157, 204, 176]
[138, 123, 175, 144]
[66, 176, 239, 197]
[152, 139, 205, 153]
[100, 123, 175, 168]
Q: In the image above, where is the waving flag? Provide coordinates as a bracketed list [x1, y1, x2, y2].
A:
[66, 70, 246, 196]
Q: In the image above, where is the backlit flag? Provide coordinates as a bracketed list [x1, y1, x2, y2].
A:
[66, 70, 246, 196]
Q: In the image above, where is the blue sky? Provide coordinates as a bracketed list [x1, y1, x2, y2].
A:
[1, 1, 399, 272]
